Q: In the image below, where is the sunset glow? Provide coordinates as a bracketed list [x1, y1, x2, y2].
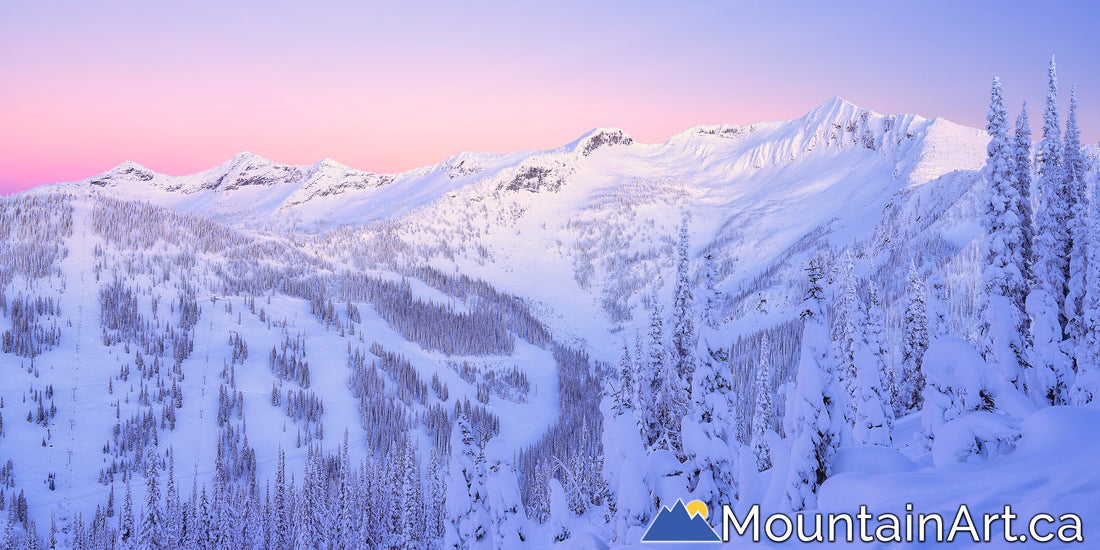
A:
[2, 1, 1099, 193]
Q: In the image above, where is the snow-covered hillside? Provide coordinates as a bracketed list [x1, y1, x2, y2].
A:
[4, 94, 1097, 548]
[46, 98, 989, 351]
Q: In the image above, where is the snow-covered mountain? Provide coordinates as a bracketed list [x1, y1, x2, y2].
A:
[48, 98, 989, 346]
[5, 97, 1097, 548]
[58, 98, 984, 228]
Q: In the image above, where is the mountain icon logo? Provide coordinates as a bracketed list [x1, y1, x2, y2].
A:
[641, 499, 722, 543]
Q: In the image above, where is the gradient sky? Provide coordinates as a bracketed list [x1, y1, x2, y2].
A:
[2, 1, 1099, 193]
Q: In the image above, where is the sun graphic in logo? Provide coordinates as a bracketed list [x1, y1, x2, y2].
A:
[686, 500, 709, 520]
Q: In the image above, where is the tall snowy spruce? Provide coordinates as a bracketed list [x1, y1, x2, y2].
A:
[831, 249, 862, 444]
[1014, 102, 1035, 293]
[484, 441, 529, 549]
[853, 288, 892, 446]
[1064, 86, 1087, 205]
[750, 333, 774, 471]
[645, 289, 685, 455]
[138, 447, 163, 550]
[1073, 178, 1100, 405]
[683, 328, 740, 513]
[784, 258, 841, 511]
[1064, 86, 1090, 381]
[1027, 56, 1072, 405]
[445, 412, 491, 550]
[702, 252, 721, 329]
[670, 218, 697, 389]
[615, 342, 634, 414]
[977, 77, 1027, 389]
[896, 264, 929, 413]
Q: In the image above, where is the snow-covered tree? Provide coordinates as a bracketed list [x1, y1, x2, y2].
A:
[853, 288, 893, 446]
[272, 450, 289, 549]
[401, 443, 426, 550]
[1066, 177, 1090, 360]
[484, 441, 528, 549]
[977, 77, 1027, 389]
[1073, 179, 1100, 405]
[670, 218, 696, 388]
[831, 249, 862, 443]
[163, 450, 180, 550]
[897, 264, 929, 413]
[784, 258, 841, 511]
[616, 342, 634, 414]
[444, 412, 491, 550]
[1064, 86, 1089, 383]
[120, 481, 135, 549]
[1027, 56, 1072, 405]
[547, 479, 571, 543]
[644, 289, 685, 454]
[1014, 102, 1035, 293]
[750, 333, 774, 471]
[702, 252, 721, 329]
[683, 328, 740, 513]
[1064, 86, 1087, 196]
[633, 332, 648, 416]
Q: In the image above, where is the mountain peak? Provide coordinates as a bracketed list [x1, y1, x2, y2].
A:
[569, 127, 634, 156]
[85, 160, 158, 187]
[802, 96, 875, 123]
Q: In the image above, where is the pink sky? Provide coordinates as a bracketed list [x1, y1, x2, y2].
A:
[2, 1, 1098, 194]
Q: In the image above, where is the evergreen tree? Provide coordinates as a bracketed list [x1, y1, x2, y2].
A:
[427, 449, 448, 542]
[750, 333, 774, 471]
[702, 252, 721, 329]
[853, 288, 893, 446]
[653, 347, 686, 455]
[1014, 102, 1035, 292]
[632, 332, 648, 417]
[1073, 179, 1100, 405]
[401, 443, 425, 550]
[272, 449, 289, 549]
[484, 442, 529, 548]
[978, 77, 1027, 388]
[444, 412, 491, 550]
[1064, 86, 1087, 197]
[670, 218, 697, 388]
[832, 249, 862, 443]
[616, 342, 634, 414]
[293, 455, 320, 550]
[684, 329, 740, 512]
[898, 264, 929, 412]
[784, 258, 842, 511]
[1028, 56, 1072, 405]
[163, 450, 180, 550]
[1064, 86, 1088, 396]
[120, 481, 135, 549]
[644, 290, 685, 454]
[47, 514, 56, 550]
[1066, 175, 1090, 367]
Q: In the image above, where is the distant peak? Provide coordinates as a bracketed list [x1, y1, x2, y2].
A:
[821, 96, 857, 109]
[112, 160, 148, 172]
[312, 158, 347, 170]
[803, 96, 867, 120]
[570, 127, 634, 156]
[81, 160, 160, 188]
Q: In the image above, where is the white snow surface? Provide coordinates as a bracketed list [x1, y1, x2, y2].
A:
[6, 97, 1098, 548]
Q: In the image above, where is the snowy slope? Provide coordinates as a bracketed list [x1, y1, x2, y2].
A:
[44, 98, 988, 356]
[13, 97, 1097, 550]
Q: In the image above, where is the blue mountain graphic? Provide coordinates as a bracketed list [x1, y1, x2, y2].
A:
[641, 500, 721, 542]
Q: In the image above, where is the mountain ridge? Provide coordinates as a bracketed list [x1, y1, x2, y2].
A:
[38, 97, 987, 235]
